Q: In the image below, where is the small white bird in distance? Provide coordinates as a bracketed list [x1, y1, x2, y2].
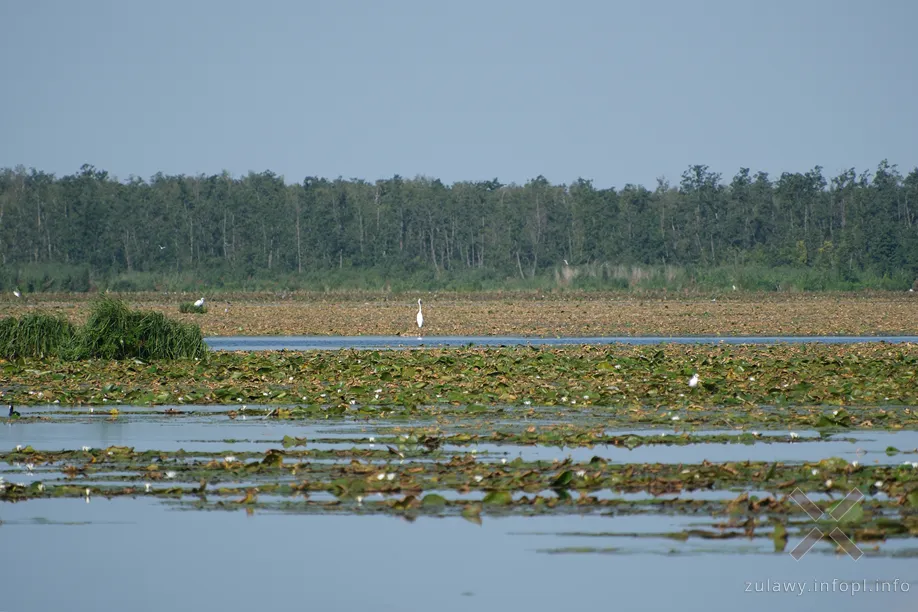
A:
[194, 297, 205, 307]
[13, 289, 21, 298]
[732, 285, 737, 291]
[159, 245, 166, 250]
[416, 299, 424, 337]
[688, 373, 699, 387]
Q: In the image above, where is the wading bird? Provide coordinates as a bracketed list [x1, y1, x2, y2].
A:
[416, 299, 424, 338]
[8, 405, 20, 418]
[194, 297, 205, 308]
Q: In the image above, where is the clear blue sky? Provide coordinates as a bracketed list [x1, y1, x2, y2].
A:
[2, 0, 916, 189]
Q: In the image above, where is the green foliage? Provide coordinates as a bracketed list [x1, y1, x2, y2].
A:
[179, 302, 207, 314]
[1, 161, 917, 292]
[0, 312, 78, 358]
[77, 297, 207, 360]
[0, 298, 207, 360]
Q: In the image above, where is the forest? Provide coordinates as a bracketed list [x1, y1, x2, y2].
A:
[1, 160, 916, 293]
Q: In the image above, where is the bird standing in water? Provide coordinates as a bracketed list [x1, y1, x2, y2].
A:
[416, 299, 424, 339]
[8, 405, 21, 419]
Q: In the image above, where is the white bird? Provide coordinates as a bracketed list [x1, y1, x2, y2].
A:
[688, 373, 699, 387]
[159, 245, 166, 250]
[732, 285, 737, 291]
[194, 297, 205, 307]
[416, 299, 424, 337]
[13, 289, 21, 298]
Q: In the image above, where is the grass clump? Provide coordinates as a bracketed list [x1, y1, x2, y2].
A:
[78, 298, 208, 360]
[179, 302, 207, 314]
[0, 312, 78, 358]
[0, 298, 207, 360]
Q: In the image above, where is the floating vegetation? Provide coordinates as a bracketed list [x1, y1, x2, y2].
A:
[3, 439, 918, 554]
[2, 343, 917, 417]
[4, 291, 918, 337]
[0, 297, 206, 361]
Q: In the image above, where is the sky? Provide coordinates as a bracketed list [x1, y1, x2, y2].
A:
[2, 0, 917, 189]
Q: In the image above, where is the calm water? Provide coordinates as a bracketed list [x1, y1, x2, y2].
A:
[3, 408, 917, 611]
[204, 335, 918, 351]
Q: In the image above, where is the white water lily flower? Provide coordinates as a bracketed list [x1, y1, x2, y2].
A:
[501, 458, 507, 464]
[576, 470, 586, 478]
[751, 431, 760, 437]
[660, 433, 667, 437]
[561, 397, 567, 402]
[37, 483, 44, 491]
[833, 410, 839, 416]
[875, 481, 883, 488]
[748, 377, 755, 382]
[851, 461, 859, 468]
[224, 456, 236, 463]
[474, 475, 484, 482]
[15, 445, 22, 451]
[26, 463, 33, 472]
[145, 483, 151, 492]
[789, 432, 799, 439]
[614, 364, 621, 369]
[688, 374, 699, 387]
[681, 469, 691, 474]
[82, 446, 91, 452]
[165, 471, 176, 479]
[811, 469, 819, 476]
[671, 416, 680, 421]
[825, 479, 833, 488]
[386, 473, 395, 481]
[376, 473, 385, 480]
[356, 495, 363, 504]
[368, 436, 375, 442]
[374, 389, 382, 394]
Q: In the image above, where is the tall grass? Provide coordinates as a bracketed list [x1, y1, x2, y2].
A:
[0, 298, 208, 361]
[0, 312, 77, 359]
[78, 298, 208, 360]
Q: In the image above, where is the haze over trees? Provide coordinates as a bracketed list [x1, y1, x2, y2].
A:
[0, 161, 916, 292]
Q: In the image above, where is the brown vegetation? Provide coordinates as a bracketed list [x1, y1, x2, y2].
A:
[2, 291, 917, 337]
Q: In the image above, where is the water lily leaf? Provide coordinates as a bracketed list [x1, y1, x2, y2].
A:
[482, 491, 512, 505]
[421, 493, 447, 506]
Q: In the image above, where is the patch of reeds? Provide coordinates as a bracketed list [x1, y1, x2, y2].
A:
[0, 312, 78, 359]
[178, 302, 207, 314]
[0, 298, 207, 360]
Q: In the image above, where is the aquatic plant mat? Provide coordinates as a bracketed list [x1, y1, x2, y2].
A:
[4, 290, 918, 336]
[3, 342, 918, 558]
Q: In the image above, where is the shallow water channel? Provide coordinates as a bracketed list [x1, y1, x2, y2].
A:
[2, 403, 917, 611]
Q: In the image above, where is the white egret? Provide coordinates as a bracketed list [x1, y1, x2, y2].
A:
[194, 297, 205, 307]
[688, 373, 699, 387]
[416, 299, 424, 337]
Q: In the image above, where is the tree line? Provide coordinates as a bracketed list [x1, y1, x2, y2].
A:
[0, 160, 916, 292]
